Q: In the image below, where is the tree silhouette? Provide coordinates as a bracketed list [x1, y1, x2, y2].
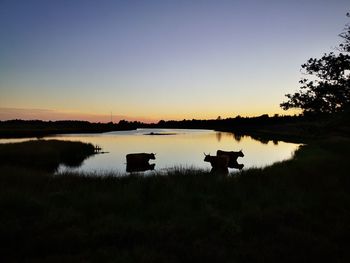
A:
[339, 13, 350, 52]
[281, 13, 350, 114]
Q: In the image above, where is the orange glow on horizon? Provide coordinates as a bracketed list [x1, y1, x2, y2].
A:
[0, 107, 301, 123]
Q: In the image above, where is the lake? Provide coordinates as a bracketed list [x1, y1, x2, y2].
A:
[0, 128, 300, 175]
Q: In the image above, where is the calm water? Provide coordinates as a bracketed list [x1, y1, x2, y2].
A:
[0, 129, 299, 174]
[1, 129, 301, 174]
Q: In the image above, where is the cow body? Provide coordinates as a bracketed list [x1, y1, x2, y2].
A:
[216, 150, 244, 168]
[204, 154, 229, 175]
[126, 153, 155, 164]
[126, 153, 156, 173]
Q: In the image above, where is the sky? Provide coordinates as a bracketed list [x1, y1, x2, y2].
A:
[0, 0, 349, 123]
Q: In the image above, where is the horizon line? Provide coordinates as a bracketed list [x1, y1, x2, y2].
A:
[0, 107, 300, 124]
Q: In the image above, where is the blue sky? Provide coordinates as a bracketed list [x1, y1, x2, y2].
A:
[0, 0, 349, 122]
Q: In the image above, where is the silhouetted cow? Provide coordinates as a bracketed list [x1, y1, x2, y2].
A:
[216, 150, 244, 168]
[204, 153, 229, 175]
[126, 153, 156, 173]
[126, 153, 155, 164]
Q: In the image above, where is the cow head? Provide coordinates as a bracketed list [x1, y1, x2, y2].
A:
[203, 152, 211, 162]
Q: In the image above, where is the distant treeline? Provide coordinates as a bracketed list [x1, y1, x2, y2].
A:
[148, 112, 350, 142]
[0, 119, 143, 138]
[1, 111, 349, 140]
[150, 114, 302, 129]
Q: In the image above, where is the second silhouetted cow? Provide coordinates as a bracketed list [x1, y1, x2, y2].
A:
[204, 153, 229, 175]
[217, 150, 244, 168]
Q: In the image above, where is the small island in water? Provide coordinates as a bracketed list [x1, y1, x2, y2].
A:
[144, 132, 178, 136]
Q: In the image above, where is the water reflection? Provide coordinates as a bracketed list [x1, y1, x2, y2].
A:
[126, 162, 156, 173]
[231, 161, 244, 170]
[216, 132, 222, 142]
[233, 133, 243, 142]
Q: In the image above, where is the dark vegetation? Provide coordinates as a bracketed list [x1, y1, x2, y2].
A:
[1, 137, 350, 262]
[0, 140, 96, 172]
[0, 120, 142, 138]
[151, 111, 350, 143]
[281, 13, 350, 114]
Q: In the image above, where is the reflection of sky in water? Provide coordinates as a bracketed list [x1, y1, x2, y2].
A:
[0, 129, 301, 175]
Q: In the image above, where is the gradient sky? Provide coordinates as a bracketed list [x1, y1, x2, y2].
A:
[0, 0, 349, 122]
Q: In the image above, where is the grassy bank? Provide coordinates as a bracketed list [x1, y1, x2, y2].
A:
[0, 139, 96, 171]
[1, 137, 350, 262]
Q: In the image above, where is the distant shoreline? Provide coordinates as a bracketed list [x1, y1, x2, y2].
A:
[1, 111, 349, 143]
[0, 120, 139, 139]
[0, 129, 134, 139]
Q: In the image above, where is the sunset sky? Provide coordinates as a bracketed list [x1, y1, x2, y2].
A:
[1, 0, 349, 122]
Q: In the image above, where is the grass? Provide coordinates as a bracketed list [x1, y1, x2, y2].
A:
[0, 138, 350, 262]
[0, 139, 96, 171]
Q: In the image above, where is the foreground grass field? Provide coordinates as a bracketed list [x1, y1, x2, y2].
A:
[1, 138, 350, 262]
